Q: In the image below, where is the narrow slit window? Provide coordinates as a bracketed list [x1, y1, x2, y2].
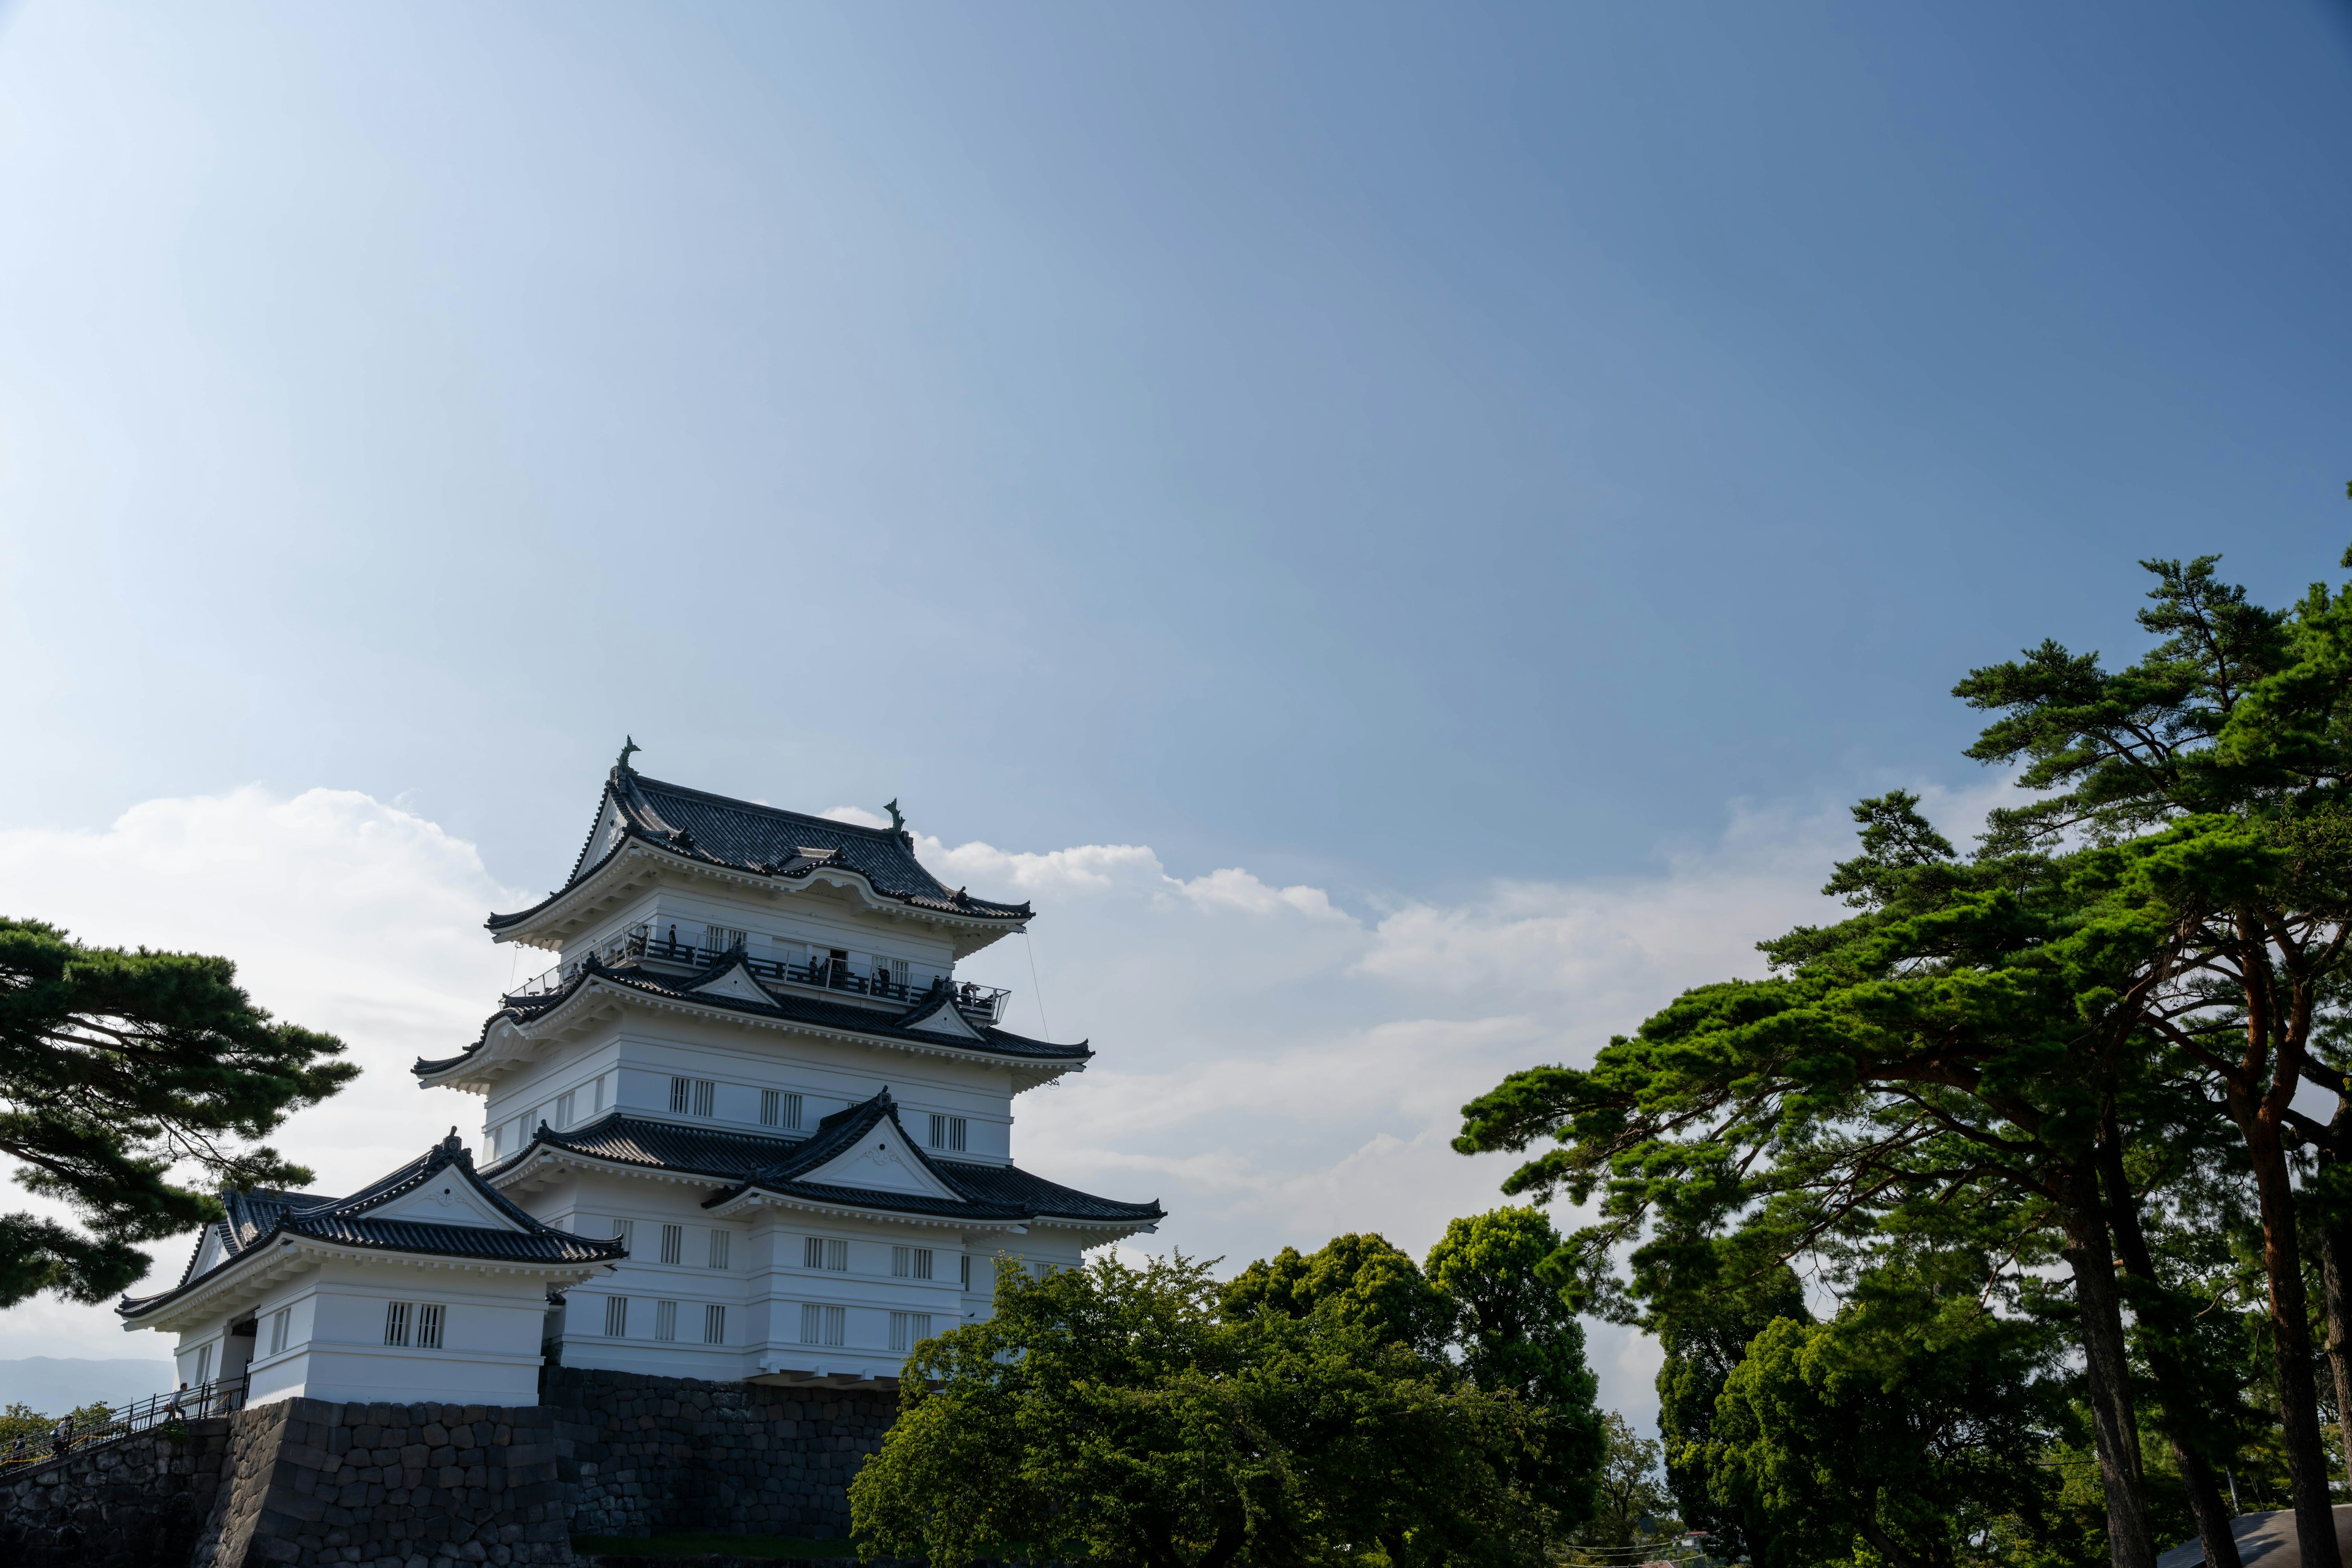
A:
[384, 1301, 410, 1348]
[654, 1300, 679, 1342]
[417, 1303, 445, 1351]
[891, 1246, 933, 1281]
[660, 1224, 684, 1265]
[800, 1303, 845, 1346]
[960, 1254, 972, 1291]
[603, 1295, 628, 1337]
[708, 1229, 731, 1270]
[268, 1308, 291, 1357]
[804, 1236, 848, 1272]
[703, 1304, 726, 1344]
[889, 1312, 933, 1353]
[692, 1079, 715, 1118]
[670, 1076, 690, 1114]
[929, 1115, 968, 1152]
[761, 1090, 803, 1129]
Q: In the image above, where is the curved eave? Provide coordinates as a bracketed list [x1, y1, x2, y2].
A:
[703, 1186, 1031, 1232]
[484, 835, 1028, 957]
[485, 1144, 744, 1197]
[417, 974, 1090, 1096]
[119, 1231, 616, 1336]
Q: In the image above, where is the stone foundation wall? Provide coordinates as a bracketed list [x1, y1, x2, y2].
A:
[0, 1370, 897, 1562]
[540, 1367, 896, 1540]
[0, 1415, 233, 1568]
[187, 1396, 573, 1567]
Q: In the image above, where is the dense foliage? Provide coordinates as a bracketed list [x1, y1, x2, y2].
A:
[0, 919, 355, 1306]
[1453, 543, 2352, 1568]
[849, 1251, 1564, 1567]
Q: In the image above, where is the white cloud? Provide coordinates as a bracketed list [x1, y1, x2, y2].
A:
[0, 782, 1998, 1431]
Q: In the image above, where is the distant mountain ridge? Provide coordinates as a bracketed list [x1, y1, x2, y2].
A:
[0, 1357, 176, 1415]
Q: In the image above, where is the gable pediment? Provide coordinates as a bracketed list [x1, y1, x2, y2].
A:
[794, 1125, 966, 1202]
[687, 961, 777, 1005]
[902, 998, 986, 1041]
[368, 1175, 521, 1230]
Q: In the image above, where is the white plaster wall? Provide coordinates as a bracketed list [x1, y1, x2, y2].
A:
[483, 1009, 1019, 1163]
[233, 1259, 558, 1408]
[513, 1168, 1079, 1381]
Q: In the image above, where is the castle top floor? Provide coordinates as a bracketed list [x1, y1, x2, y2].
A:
[484, 754, 1033, 976]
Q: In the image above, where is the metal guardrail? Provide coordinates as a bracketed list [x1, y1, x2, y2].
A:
[0, 1371, 248, 1475]
[511, 925, 1012, 1023]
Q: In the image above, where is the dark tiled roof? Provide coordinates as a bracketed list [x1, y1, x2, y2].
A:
[121, 1135, 624, 1320]
[489, 1099, 1162, 1229]
[413, 954, 1088, 1082]
[488, 766, 1031, 932]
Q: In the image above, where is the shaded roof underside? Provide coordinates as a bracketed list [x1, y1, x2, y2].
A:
[413, 952, 1088, 1080]
[489, 1100, 1161, 1227]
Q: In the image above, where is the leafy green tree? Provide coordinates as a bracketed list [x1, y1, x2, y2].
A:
[1583, 1410, 1675, 1552]
[1653, 1265, 1808, 1565]
[850, 1251, 1558, 1568]
[1707, 1251, 2082, 1568]
[1452, 792, 2185, 1568]
[1219, 1231, 1456, 1357]
[1453, 542, 2352, 1568]
[1954, 553, 2352, 1564]
[0, 919, 355, 1306]
[1425, 1207, 1609, 1531]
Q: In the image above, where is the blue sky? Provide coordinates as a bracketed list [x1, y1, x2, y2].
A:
[0, 1, 2347, 1423]
[4, 1, 2346, 899]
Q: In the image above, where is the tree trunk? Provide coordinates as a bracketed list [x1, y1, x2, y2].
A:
[2318, 1145, 2352, 1494]
[2243, 1116, 2342, 1568]
[1859, 1516, 1933, 1568]
[2062, 1186, 2159, 1568]
[2099, 1120, 2245, 1568]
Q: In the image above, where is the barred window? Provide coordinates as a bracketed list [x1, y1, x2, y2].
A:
[654, 1300, 679, 1342]
[703, 1304, 726, 1344]
[693, 1079, 715, 1118]
[960, 1254, 972, 1291]
[384, 1301, 411, 1348]
[611, 1218, 634, 1255]
[670, 1076, 690, 1114]
[708, 1229, 731, 1270]
[889, 1312, 933, 1354]
[660, 1224, 684, 1265]
[799, 1303, 845, 1346]
[927, 1115, 967, 1152]
[803, 1236, 848, 1272]
[417, 1303, 445, 1350]
[761, 1090, 802, 1129]
[891, 1246, 933, 1280]
[603, 1295, 628, 1338]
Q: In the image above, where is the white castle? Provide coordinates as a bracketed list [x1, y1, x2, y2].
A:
[120, 752, 1162, 1408]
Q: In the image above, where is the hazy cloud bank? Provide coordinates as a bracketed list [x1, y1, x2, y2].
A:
[0, 784, 2010, 1425]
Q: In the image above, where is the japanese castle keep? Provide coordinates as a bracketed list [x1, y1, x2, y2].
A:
[117, 752, 1164, 1412]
